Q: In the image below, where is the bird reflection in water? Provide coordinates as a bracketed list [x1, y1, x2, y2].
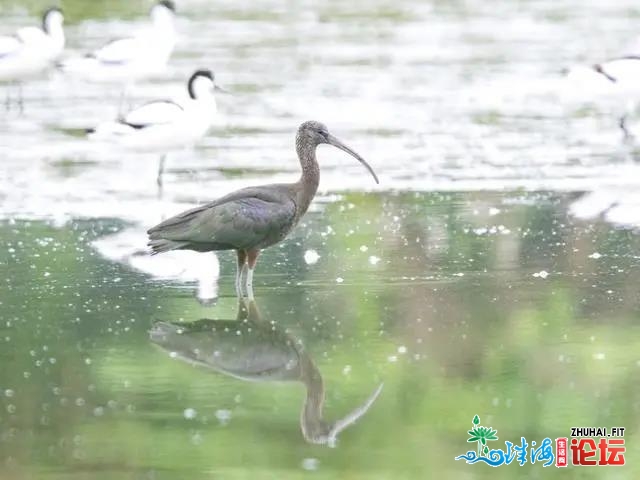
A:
[149, 297, 383, 446]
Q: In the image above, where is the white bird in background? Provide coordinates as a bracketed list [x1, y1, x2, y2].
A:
[88, 69, 221, 195]
[0, 7, 65, 110]
[566, 56, 640, 139]
[61, 1, 177, 109]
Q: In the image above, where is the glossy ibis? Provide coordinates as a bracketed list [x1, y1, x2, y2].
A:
[147, 120, 379, 298]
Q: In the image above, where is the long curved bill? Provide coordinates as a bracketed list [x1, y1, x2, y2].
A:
[327, 134, 379, 184]
[326, 382, 384, 447]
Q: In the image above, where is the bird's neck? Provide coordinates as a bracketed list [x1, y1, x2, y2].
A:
[153, 15, 176, 37]
[299, 354, 329, 443]
[46, 22, 64, 47]
[191, 88, 216, 106]
[295, 138, 320, 216]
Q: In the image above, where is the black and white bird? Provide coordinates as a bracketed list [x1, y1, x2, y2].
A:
[0, 7, 65, 109]
[88, 70, 220, 193]
[566, 57, 640, 138]
[62, 1, 177, 106]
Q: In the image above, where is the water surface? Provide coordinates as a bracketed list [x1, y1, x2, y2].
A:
[1, 0, 640, 478]
[3, 192, 640, 479]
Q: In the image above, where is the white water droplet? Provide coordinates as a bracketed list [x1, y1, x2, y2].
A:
[215, 409, 232, 424]
[301, 458, 319, 471]
[303, 249, 320, 265]
[533, 270, 549, 279]
[183, 408, 197, 419]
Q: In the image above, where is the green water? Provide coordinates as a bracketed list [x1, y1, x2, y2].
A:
[1, 192, 639, 479]
[2, 0, 640, 477]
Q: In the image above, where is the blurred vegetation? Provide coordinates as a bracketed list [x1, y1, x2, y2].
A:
[1, 192, 639, 479]
[0, 0, 157, 24]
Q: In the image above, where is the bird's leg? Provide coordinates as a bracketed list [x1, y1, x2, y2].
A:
[236, 293, 249, 319]
[245, 249, 260, 300]
[157, 154, 167, 198]
[235, 250, 247, 298]
[17, 83, 23, 114]
[4, 86, 10, 111]
[620, 115, 633, 141]
[117, 87, 128, 116]
[241, 262, 249, 296]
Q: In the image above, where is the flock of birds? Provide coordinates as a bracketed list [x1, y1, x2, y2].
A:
[0, 2, 379, 299]
[1, 1, 216, 190]
[3, 2, 640, 299]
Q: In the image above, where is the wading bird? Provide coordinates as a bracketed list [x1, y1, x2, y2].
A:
[566, 57, 640, 139]
[61, 1, 176, 110]
[149, 297, 384, 446]
[0, 7, 65, 110]
[147, 121, 379, 298]
[88, 69, 220, 194]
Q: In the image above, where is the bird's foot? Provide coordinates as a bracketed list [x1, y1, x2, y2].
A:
[620, 117, 635, 143]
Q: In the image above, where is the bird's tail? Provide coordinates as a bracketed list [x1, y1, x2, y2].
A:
[87, 121, 134, 140]
[148, 238, 188, 255]
[57, 56, 97, 76]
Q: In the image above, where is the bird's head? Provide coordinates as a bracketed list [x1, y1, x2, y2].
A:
[42, 7, 64, 32]
[151, 1, 176, 25]
[297, 121, 379, 184]
[188, 69, 217, 100]
[301, 382, 384, 447]
[188, 69, 231, 99]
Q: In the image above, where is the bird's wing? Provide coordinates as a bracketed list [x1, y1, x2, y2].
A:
[15, 26, 47, 45]
[122, 100, 185, 128]
[600, 57, 640, 82]
[92, 37, 141, 64]
[620, 35, 640, 57]
[148, 189, 297, 250]
[0, 35, 21, 57]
